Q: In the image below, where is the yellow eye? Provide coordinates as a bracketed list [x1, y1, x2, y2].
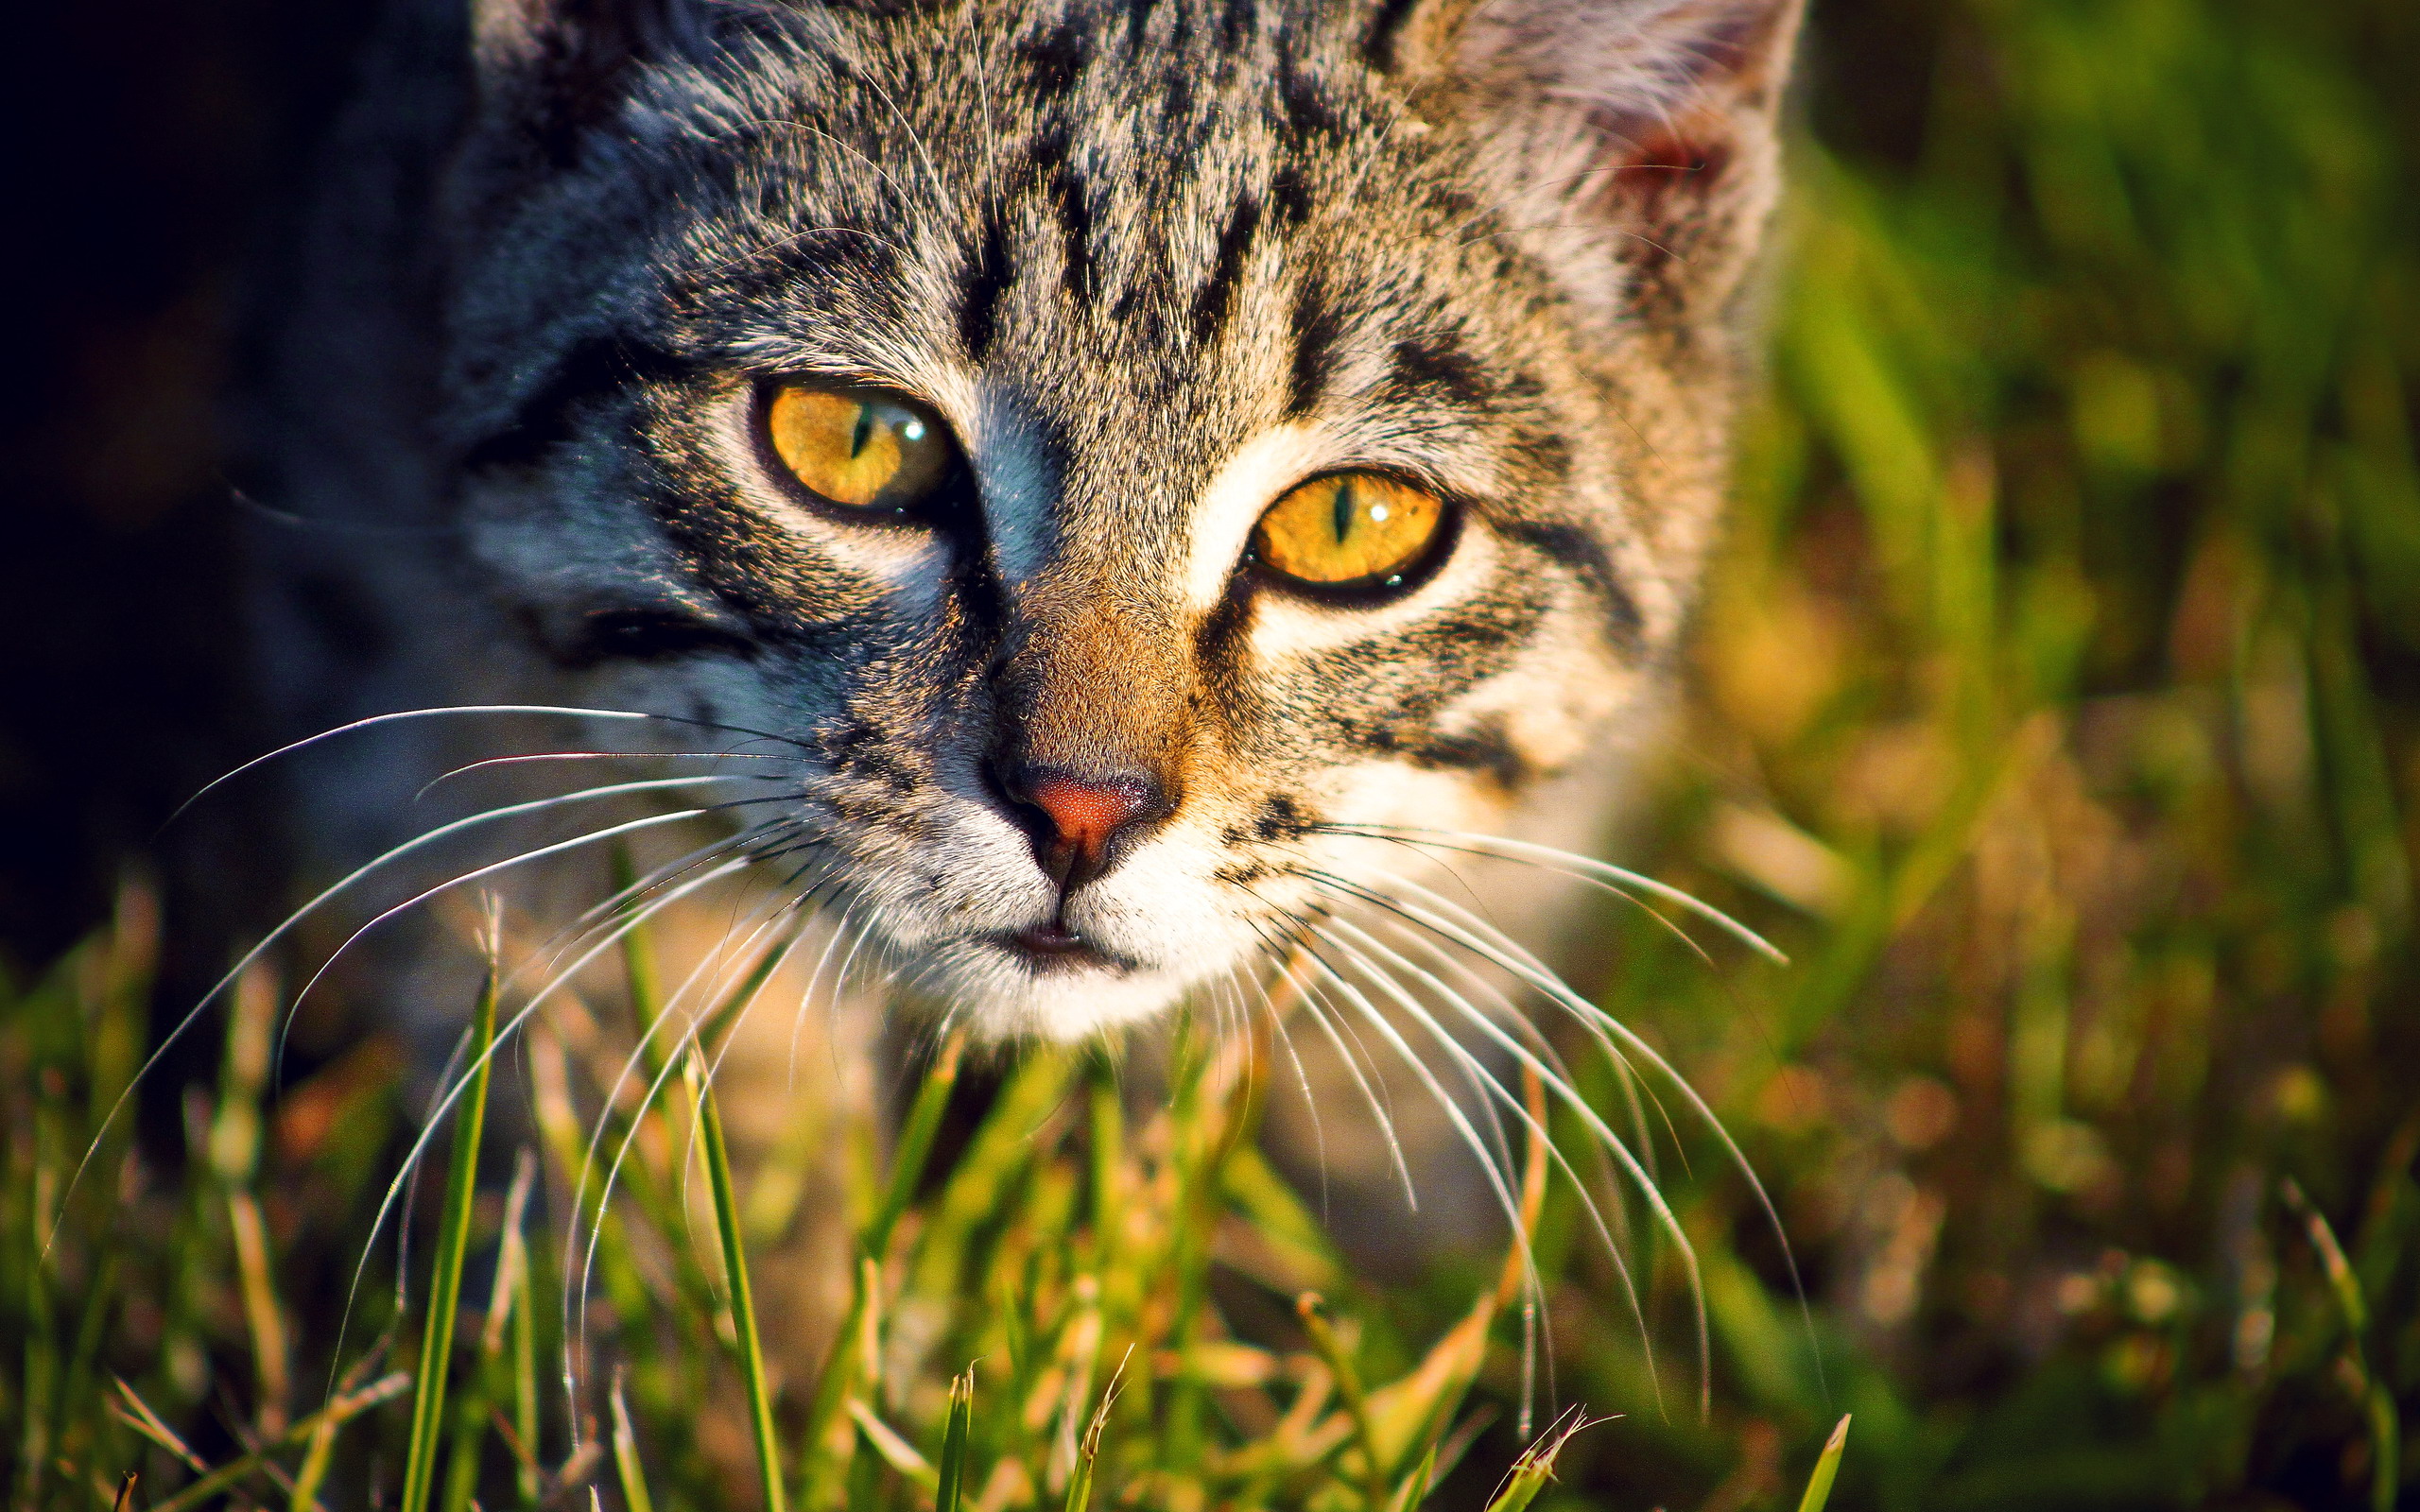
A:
[1248, 472, 1447, 592]
[764, 382, 953, 512]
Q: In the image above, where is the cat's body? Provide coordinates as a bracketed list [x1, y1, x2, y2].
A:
[230, 0, 1798, 1335]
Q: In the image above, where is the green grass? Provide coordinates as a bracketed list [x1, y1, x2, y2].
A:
[0, 886, 1627, 1510]
[5, 0, 2420, 1505]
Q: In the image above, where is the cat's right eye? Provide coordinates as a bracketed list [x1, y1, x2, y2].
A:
[763, 381, 955, 516]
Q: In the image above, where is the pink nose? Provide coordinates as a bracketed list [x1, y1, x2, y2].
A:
[993, 763, 1173, 892]
[1024, 775, 1151, 862]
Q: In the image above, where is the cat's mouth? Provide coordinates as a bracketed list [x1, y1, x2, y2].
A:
[994, 923, 1139, 976]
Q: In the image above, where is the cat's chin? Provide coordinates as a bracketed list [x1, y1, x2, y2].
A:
[901, 933, 1211, 1043]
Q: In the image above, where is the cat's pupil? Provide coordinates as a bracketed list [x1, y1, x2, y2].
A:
[1332, 477, 1356, 544]
[849, 404, 875, 459]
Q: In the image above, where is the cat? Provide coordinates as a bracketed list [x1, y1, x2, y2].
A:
[218, 0, 1800, 1366]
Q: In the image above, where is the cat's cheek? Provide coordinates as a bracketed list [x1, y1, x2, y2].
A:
[1440, 616, 1650, 780]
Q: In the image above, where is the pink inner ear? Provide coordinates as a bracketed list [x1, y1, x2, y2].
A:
[1612, 122, 1731, 181]
[1587, 111, 1737, 208]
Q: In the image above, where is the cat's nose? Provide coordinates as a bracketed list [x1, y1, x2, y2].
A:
[992, 761, 1174, 893]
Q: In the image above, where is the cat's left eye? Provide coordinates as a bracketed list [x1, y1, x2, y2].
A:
[1247, 472, 1449, 596]
[763, 381, 955, 516]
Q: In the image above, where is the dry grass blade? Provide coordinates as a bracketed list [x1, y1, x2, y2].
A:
[145, 1373, 410, 1512]
[1062, 1348, 1130, 1512]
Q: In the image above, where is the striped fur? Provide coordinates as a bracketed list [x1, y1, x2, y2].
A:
[246, 0, 1801, 1040]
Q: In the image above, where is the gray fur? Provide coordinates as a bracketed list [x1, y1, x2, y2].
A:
[245, 0, 1801, 1042]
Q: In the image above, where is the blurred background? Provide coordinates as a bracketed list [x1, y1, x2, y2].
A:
[2, 0, 2416, 1506]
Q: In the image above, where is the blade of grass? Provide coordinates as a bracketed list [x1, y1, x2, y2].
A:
[502, 1152, 543, 1511]
[869, 1033, 966, 1259]
[697, 1052, 787, 1512]
[1296, 1292, 1385, 1509]
[802, 1033, 967, 1503]
[845, 1400, 938, 1491]
[1059, 1357, 1126, 1512]
[1796, 1415, 1851, 1512]
[1386, 1443, 1438, 1512]
[610, 1375, 657, 1512]
[147, 1372, 410, 1512]
[2282, 1179, 2395, 1510]
[400, 957, 499, 1512]
[935, 1369, 973, 1512]
[1481, 1408, 1603, 1512]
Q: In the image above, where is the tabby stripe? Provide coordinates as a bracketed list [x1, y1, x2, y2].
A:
[1191, 195, 1262, 346]
[1384, 335, 1495, 409]
[958, 206, 1015, 359]
[1013, 20, 1087, 94]
[1497, 518, 1646, 656]
[1285, 279, 1344, 417]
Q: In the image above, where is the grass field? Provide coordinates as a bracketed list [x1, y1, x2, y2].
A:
[5, 0, 2419, 1506]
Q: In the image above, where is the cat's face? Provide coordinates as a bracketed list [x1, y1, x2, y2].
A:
[432, 0, 1797, 1038]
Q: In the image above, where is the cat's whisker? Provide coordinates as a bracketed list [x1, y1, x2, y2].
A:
[1346, 872, 1687, 1189]
[1246, 914, 1421, 1212]
[1286, 933, 1549, 1380]
[1322, 824, 1721, 985]
[1317, 822, 1787, 965]
[161, 703, 817, 833]
[1238, 935, 1333, 1209]
[516, 850, 796, 1432]
[328, 850, 759, 1413]
[575, 899, 813, 1379]
[1320, 848, 1720, 1194]
[411, 747, 801, 803]
[1311, 924, 1593, 1433]
[1303, 864, 1819, 1417]
[49, 774, 786, 1255]
[788, 892, 868, 1090]
[687, 907, 822, 1168]
[1349, 865, 1769, 1266]
[277, 796, 799, 1042]
[1293, 868, 1713, 1390]
[1369, 914, 1653, 1251]
[1291, 928, 1527, 1232]
[1322, 914, 1666, 1418]
[561, 881, 828, 1416]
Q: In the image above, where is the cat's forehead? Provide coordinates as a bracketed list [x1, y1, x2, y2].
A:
[646, 0, 1541, 444]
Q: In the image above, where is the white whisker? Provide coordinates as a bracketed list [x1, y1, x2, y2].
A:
[1298, 866, 1715, 1414]
[1248, 917, 1420, 1211]
[413, 748, 798, 802]
[1322, 914, 1666, 1417]
[1320, 824, 1786, 965]
[49, 774, 775, 1255]
[327, 850, 760, 1423]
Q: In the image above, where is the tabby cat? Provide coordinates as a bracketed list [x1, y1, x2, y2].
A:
[238, 0, 1798, 1083]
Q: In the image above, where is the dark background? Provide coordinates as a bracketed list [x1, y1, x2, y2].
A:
[0, 1, 376, 965]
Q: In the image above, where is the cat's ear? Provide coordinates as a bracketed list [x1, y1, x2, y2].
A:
[465, 0, 708, 160]
[1378, 0, 1805, 335]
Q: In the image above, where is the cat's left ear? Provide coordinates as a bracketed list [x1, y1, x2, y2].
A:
[465, 0, 709, 166]
[1377, 0, 1806, 335]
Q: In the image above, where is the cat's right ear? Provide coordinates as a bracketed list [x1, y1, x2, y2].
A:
[1372, 0, 1806, 338]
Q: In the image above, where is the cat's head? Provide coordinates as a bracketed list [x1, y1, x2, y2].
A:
[427, 0, 1800, 1038]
